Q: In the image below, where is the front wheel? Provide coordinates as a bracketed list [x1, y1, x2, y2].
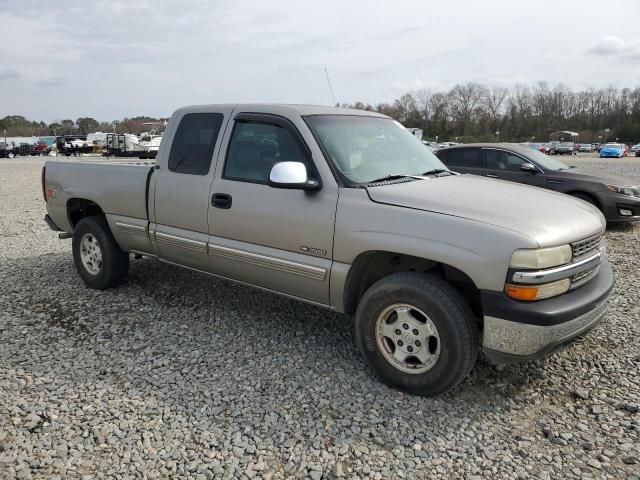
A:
[354, 272, 479, 396]
[72, 216, 129, 289]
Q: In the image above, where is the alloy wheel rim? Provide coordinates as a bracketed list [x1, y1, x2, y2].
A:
[375, 303, 441, 374]
[80, 233, 102, 275]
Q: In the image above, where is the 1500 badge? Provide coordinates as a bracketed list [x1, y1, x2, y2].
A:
[300, 246, 327, 256]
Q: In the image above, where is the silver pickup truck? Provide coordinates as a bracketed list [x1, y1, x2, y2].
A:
[43, 104, 613, 396]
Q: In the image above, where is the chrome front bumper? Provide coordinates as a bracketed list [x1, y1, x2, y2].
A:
[482, 297, 609, 362]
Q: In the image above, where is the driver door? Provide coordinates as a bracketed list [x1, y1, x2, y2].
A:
[207, 113, 338, 304]
[482, 148, 546, 187]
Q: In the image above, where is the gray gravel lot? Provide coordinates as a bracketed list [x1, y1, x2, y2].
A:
[1, 155, 639, 479]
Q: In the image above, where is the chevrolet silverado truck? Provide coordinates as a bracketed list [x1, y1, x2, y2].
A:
[42, 104, 614, 396]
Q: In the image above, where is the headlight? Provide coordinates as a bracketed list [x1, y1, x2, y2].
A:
[509, 245, 572, 269]
[607, 184, 640, 198]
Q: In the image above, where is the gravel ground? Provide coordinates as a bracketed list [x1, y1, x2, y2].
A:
[1, 155, 639, 479]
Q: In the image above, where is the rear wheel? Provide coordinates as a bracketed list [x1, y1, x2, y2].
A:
[354, 272, 479, 396]
[72, 216, 129, 289]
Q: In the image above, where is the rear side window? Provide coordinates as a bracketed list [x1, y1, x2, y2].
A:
[445, 148, 481, 168]
[168, 113, 224, 175]
[223, 120, 309, 183]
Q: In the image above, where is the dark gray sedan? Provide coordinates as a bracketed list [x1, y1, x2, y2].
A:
[436, 143, 640, 223]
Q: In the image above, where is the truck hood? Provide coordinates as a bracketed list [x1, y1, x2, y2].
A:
[365, 175, 605, 247]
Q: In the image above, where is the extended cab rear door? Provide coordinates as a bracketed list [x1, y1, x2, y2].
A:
[150, 106, 234, 270]
[206, 110, 338, 305]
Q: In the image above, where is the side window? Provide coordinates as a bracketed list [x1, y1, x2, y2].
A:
[168, 113, 224, 175]
[223, 120, 308, 183]
[446, 148, 481, 168]
[435, 150, 447, 163]
[485, 150, 527, 171]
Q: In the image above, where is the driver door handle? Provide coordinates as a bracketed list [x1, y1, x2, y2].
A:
[212, 193, 232, 209]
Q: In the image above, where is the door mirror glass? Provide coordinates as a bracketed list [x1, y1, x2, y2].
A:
[520, 162, 538, 173]
[269, 162, 320, 190]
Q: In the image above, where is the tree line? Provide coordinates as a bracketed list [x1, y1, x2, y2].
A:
[339, 82, 640, 144]
[3, 82, 640, 143]
[0, 116, 164, 137]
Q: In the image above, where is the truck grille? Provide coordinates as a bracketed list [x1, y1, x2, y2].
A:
[572, 235, 602, 258]
[571, 265, 598, 286]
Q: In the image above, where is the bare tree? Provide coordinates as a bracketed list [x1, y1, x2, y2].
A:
[393, 93, 419, 123]
[483, 86, 508, 131]
[5, 82, 640, 143]
[414, 89, 433, 122]
[448, 83, 488, 134]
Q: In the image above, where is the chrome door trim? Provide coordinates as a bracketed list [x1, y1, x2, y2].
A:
[155, 231, 208, 253]
[114, 221, 148, 237]
[208, 244, 327, 281]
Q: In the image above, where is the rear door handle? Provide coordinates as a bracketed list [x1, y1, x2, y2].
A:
[485, 174, 498, 178]
[211, 193, 232, 209]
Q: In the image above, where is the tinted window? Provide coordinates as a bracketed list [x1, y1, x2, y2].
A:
[446, 148, 481, 168]
[485, 150, 528, 171]
[168, 113, 224, 175]
[224, 121, 308, 183]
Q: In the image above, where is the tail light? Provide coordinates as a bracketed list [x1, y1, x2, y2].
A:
[41, 166, 47, 202]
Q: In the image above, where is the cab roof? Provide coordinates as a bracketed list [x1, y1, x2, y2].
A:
[175, 103, 389, 118]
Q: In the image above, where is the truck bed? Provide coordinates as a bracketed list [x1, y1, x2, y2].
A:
[44, 160, 155, 231]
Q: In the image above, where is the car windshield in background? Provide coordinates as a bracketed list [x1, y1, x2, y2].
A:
[524, 148, 571, 170]
[305, 115, 447, 184]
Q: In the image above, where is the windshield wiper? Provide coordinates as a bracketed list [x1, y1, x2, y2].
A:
[366, 174, 411, 184]
[421, 169, 452, 176]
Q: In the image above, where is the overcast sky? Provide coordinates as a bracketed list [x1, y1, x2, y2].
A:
[0, 0, 638, 122]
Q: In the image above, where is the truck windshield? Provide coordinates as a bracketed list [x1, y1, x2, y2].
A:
[305, 115, 447, 184]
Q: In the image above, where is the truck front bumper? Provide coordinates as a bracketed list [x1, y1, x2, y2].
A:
[481, 258, 614, 363]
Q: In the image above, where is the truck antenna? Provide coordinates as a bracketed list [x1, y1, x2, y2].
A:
[324, 67, 337, 106]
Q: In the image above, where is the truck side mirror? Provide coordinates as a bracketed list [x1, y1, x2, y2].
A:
[269, 162, 321, 191]
[520, 162, 538, 174]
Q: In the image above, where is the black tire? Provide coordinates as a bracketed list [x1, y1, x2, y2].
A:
[72, 216, 129, 289]
[354, 272, 479, 396]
